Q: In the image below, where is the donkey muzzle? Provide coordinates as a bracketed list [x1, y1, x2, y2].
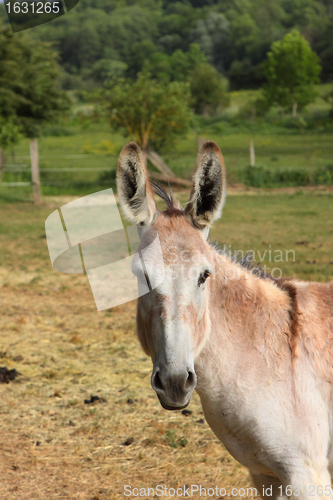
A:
[151, 366, 197, 411]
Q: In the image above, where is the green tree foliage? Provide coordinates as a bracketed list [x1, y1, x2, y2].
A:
[313, 19, 333, 83]
[146, 45, 228, 115]
[263, 30, 321, 115]
[0, 21, 69, 138]
[323, 86, 333, 117]
[33, 4, 161, 86]
[1, 0, 331, 91]
[145, 44, 206, 82]
[188, 63, 229, 115]
[190, 12, 229, 72]
[157, 2, 203, 54]
[0, 116, 20, 150]
[101, 73, 192, 152]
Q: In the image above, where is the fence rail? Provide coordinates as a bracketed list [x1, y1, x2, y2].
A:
[0, 182, 32, 187]
[2, 167, 111, 173]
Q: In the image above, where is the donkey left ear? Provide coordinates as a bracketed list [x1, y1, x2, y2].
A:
[185, 141, 226, 232]
[117, 142, 157, 225]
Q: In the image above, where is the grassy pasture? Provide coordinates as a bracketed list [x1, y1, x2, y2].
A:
[1, 83, 333, 196]
[2, 123, 333, 196]
[0, 189, 333, 499]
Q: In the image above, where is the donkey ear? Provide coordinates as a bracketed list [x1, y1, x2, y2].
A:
[117, 142, 157, 225]
[185, 141, 226, 231]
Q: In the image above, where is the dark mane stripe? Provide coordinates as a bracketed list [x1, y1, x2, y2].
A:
[273, 278, 301, 355]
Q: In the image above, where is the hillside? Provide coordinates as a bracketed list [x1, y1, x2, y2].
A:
[0, 0, 332, 90]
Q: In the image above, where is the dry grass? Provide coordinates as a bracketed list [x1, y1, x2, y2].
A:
[1, 190, 332, 499]
[1, 280, 252, 500]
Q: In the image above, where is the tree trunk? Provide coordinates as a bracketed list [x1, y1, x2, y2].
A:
[147, 170, 192, 187]
[147, 149, 175, 177]
[292, 102, 297, 118]
[30, 139, 40, 205]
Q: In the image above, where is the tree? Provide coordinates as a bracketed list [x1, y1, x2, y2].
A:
[188, 63, 229, 115]
[323, 86, 333, 117]
[145, 45, 229, 115]
[0, 21, 70, 139]
[190, 12, 230, 72]
[145, 44, 207, 82]
[0, 117, 20, 177]
[101, 73, 193, 154]
[313, 20, 333, 83]
[7, 0, 330, 92]
[0, 116, 20, 151]
[263, 30, 321, 117]
[0, 20, 70, 203]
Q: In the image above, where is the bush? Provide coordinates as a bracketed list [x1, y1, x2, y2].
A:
[188, 63, 229, 115]
[42, 126, 76, 137]
[228, 59, 266, 90]
[323, 87, 333, 118]
[238, 95, 270, 120]
[98, 169, 117, 185]
[238, 164, 333, 188]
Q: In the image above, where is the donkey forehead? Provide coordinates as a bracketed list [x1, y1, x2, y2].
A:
[152, 213, 211, 263]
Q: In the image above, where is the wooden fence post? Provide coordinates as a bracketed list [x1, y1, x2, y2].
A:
[249, 138, 255, 167]
[198, 137, 206, 150]
[30, 139, 40, 205]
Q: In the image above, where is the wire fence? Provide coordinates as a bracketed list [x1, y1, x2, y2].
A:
[0, 154, 118, 191]
[0, 151, 197, 194]
[2, 147, 333, 196]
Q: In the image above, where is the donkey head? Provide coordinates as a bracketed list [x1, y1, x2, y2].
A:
[117, 141, 226, 410]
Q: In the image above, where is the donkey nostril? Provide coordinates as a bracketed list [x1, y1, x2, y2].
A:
[153, 371, 164, 391]
[185, 371, 195, 390]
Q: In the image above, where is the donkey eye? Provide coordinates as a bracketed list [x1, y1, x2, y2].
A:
[198, 270, 211, 287]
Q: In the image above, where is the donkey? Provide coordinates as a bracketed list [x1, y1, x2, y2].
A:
[116, 140, 333, 500]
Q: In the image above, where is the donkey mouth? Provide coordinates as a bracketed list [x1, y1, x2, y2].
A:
[157, 394, 191, 411]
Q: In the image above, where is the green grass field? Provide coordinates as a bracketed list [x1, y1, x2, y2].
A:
[1, 84, 333, 198]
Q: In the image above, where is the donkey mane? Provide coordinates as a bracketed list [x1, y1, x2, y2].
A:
[210, 242, 271, 280]
[150, 180, 184, 217]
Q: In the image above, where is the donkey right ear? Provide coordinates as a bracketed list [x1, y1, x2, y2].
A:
[117, 142, 157, 225]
